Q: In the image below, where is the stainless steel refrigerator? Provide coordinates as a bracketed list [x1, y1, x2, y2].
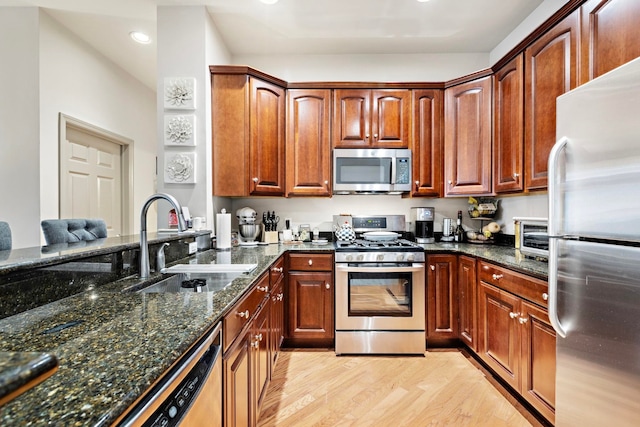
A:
[549, 56, 640, 426]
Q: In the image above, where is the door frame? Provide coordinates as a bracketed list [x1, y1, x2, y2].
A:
[58, 113, 134, 236]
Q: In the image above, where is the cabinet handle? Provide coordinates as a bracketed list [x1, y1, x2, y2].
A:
[518, 317, 528, 324]
[237, 310, 250, 318]
[257, 285, 269, 292]
[492, 274, 503, 280]
[509, 311, 520, 319]
[308, 259, 313, 266]
[325, 283, 330, 290]
[542, 292, 549, 301]
[430, 265, 435, 271]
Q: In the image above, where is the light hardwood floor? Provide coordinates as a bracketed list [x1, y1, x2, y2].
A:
[258, 349, 547, 427]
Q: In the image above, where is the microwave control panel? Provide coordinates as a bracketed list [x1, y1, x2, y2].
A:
[396, 158, 410, 184]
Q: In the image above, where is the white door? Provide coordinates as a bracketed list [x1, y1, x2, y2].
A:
[59, 114, 133, 237]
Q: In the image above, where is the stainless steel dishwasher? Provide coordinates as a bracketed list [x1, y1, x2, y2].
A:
[118, 322, 222, 426]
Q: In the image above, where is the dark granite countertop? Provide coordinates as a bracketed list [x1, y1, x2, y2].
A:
[0, 240, 545, 425]
[0, 352, 58, 407]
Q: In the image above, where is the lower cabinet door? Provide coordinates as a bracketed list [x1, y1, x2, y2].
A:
[458, 255, 477, 351]
[287, 271, 334, 341]
[477, 281, 521, 390]
[520, 300, 556, 423]
[224, 331, 251, 427]
[253, 302, 270, 414]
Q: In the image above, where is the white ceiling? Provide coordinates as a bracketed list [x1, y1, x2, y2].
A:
[1, 0, 544, 89]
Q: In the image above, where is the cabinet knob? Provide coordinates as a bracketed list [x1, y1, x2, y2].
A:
[325, 283, 330, 290]
[271, 266, 283, 273]
[430, 265, 435, 271]
[518, 317, 528, 324]
[509, 311, 520, 319]
[448, 180, 453, 185]
[251, 341, 259, 349]
[513, 173, 520, 178]
[256, 333, 263, 341]
[492, 273, 503, 280]
[308, 259, 313, 266]
[365, 134, 370, 139]
[542, 292, 549, 301]
[252, 177, 259, 183]
[278, 293, 284, 301]
[324, 180, 329, 185]
[258, 285, 269, 292]
[414, 181, 420, 191]
[373, 133, 378, 139]
[237, 310, 250, 318]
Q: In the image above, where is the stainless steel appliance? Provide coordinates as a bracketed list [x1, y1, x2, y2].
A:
[334, 215, 425, 355]
[118, 322, 222, 426]
[513, 217, 548, 259]
[236, 206, 259, 246]
[549, 57, 640, 427]
[411, 207, 435, 244]
[333, 148, 412, 194]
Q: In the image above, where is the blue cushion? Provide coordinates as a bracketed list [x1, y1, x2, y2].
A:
[0, 221, 11, 251]
[41, 219, 107, 245]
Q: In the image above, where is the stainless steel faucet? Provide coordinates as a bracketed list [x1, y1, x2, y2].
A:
[139, 193, 186, 278]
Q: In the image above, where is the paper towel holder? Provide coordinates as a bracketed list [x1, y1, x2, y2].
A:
[216, 208, 232, 251]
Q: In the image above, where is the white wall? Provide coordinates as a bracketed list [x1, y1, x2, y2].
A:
[157, 6, 232, 230]
[39, 11, 157, 242]
[0, 8, 41, 248]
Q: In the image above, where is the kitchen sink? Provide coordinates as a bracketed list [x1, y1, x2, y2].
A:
[137, 272, 245, 293]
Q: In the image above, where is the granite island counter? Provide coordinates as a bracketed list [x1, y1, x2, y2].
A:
[0, 239, 546, 426]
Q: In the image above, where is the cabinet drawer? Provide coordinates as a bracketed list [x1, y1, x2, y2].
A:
[478, 261, 548, 307]
[270, 256, 285, 284]
[223, 273, 269, 350]
[288, 253, 333, 271]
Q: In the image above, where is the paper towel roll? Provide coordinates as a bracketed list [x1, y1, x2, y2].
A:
[216, 209, 231, 250]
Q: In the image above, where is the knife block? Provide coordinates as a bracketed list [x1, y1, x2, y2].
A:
[263, 231, 279, 244]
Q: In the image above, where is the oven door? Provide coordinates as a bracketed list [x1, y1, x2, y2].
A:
[335, 263, 425, 330]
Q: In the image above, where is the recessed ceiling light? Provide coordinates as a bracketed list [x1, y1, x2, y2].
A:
[130, 31, 151, 44]
[417, 0, 431, 2]
[259, 0, 279, 4]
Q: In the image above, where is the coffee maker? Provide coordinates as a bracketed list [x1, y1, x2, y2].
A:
[411, 207, 435, 244]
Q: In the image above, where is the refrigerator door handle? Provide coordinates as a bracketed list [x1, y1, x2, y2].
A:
[548, 136, 568, 237]
[548, 136, 569, 338]
[548, 237, 567, 338]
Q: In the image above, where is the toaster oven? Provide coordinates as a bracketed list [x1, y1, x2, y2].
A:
[514, 217, 549, 259]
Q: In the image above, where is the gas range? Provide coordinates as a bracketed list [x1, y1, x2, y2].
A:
[334, 239, 425, 263]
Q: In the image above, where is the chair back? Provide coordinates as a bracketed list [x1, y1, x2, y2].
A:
[41, 219, 107, 245]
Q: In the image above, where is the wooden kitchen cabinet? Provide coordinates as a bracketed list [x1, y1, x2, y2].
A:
[477, 261, 555, 423]
[411, 89, 444, 197]
[443, 76, 493, 196]
[286, 89, 332, 196]
[426, 254, 459, 345]
[580, 0, 640, 85]
[211, 68, 286, 196]
[285, 252, 334, 346]
[223, 272, 272, 427]
[493, 54, 524, 194]
[269, 256, 285, 367]
[333, 89, 410, 148]
[524, 11, 579, 191]
[458, 255, 477, 351]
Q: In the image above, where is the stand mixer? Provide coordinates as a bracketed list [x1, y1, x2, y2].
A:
[236, 207, 260, 246]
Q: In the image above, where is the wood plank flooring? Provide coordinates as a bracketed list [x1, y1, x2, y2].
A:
[258, 349, 547, 427]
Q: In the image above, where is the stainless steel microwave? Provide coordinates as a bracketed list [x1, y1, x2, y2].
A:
[514, 217, 549, 259]
[333, 148, 412, 194]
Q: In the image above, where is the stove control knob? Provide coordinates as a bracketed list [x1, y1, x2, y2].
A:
[376, 254, 385, 261]
[345, 254, 353, 262]
[357, 254, 364, 261]
[396, 254, 404, 262]
[407, 254, 415, 262]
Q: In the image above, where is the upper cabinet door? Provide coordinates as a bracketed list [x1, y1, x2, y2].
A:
[250, 77, 286, 196]
[580, 0, 640, 84]
[493, 54, 524, 194]
[333, 89, 370, 147]
[333, 89, 410, 148]
[444, 76, 493, 196]
[524, 11, 579, 191]
[411, 89, 443, 197]
[286, 89, 332, 197]
[370, 90, 411, 148]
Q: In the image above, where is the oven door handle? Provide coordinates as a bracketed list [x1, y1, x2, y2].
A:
[335, 264, 425, 273]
